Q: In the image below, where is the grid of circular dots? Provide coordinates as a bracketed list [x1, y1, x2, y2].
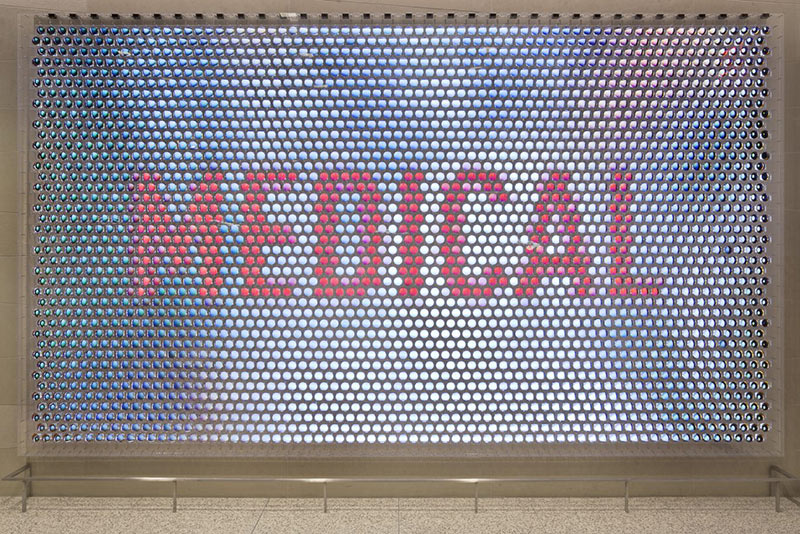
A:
[28, 22, 775, 450]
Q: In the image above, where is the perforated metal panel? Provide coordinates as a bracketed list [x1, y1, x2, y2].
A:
[20, 13, 784, 456]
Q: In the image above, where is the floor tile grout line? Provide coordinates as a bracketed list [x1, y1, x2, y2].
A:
[249, 497, 269, 534]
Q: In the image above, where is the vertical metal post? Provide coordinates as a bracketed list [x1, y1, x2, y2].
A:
[21, 480, 29, 513]
[323, 482, 328, 513]
[775, 482, 782, 513]
[172, 480, 178, 513]
[624, 480, 629, 513]
[474, 482, 479, 514]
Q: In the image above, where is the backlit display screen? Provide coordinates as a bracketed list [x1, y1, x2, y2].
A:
[23, 14, 783, 456]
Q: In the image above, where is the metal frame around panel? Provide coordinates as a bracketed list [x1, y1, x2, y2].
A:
[17, 12, 786, 458]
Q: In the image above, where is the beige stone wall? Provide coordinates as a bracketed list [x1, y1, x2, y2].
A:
[1, 0, 798, 498]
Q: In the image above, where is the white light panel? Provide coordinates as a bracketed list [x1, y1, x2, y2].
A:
[22, 13, 783, 456]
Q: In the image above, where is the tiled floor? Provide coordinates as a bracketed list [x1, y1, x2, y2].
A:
[0, 496, 799, 533]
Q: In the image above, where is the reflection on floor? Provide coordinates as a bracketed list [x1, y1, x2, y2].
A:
[0, 496, 798, 533]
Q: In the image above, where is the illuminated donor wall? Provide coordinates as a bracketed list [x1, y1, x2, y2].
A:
[22, 14, 783, 456]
